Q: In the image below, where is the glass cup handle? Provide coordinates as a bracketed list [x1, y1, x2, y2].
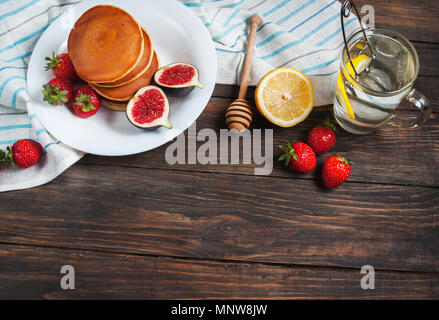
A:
[388, 89, 432, 128]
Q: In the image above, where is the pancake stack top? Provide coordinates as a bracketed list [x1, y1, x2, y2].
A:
[68, 5, 159, 110]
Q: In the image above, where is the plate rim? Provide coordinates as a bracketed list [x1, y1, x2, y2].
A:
[27, 0, 217, 156]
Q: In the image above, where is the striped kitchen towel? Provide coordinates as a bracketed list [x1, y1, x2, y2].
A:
[181, 0, 360, 106]
[0, 0, 360, 192]
[0, 0, 83, 192]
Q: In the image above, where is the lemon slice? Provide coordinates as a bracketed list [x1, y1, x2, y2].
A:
[337, 72, 355, 119]
[338, 54, 371, 120]
[346, 54, 371, 80]
[337, 54, 371, 119]
[255, 67, 314, 127]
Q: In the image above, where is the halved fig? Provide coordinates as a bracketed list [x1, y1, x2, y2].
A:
[154, 63, 204, 96]
[126, 86, 172, 129]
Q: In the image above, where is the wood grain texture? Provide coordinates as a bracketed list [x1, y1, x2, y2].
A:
[0, 164, 438, 273]
[1, 244, 438, 299]
[0, 0, 438, 300]
[355, 0, 439, 43]
[82, 96, 439, 187]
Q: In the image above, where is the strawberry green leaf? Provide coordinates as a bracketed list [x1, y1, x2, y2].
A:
[74, 92, 95, 112]
[322, 116, 337, 132]
[291, 152, 299, 161]
[44, 51, 61, 71]
[42, 83, 69, 105]
[1, 146, 14, 168]
[278, 142, 295, 166]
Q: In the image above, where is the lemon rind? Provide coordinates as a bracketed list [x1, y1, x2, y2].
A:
[255, 67, 315, 128]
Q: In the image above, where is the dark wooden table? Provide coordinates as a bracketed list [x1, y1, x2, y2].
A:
[1, 0, 438, 299]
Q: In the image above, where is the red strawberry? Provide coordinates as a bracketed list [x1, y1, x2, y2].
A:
[322, 155, 351, 189]
[45, 52, 77, 80]
[308, 117, 337, 155]
[71, 85, 101, 118]
[2, 139, 44, 169]
[279, 142, 316, 173]
[42, 77, 73, 105]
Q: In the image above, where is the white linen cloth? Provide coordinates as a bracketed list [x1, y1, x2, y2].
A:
[0, 0, 83, 192]
[0, 0, 359, 192]
[181, 0, 359, 104]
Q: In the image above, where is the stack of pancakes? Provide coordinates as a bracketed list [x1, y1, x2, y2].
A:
[68, 5, 159, 111]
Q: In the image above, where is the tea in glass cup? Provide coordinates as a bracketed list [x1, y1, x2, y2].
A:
[334, 28, 431, 134]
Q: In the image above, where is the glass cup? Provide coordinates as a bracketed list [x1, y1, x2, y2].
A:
[333, 28, 431, 135]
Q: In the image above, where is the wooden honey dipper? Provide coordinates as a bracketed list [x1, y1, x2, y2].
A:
[225, 15, 262, 132]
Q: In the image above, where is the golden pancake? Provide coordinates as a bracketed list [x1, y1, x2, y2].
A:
[90, 51, 159, 101]
[93, 28, 154, 88]
[101, 97, 128, 111]
[68, 5, 144, 83]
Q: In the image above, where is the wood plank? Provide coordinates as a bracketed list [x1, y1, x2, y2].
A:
[1, 164, 438, 272]
[0, 244, 438, 299]
[410, 42, 439, 77]
[355, 0, 439, 43]
[82, 96, 439, 187]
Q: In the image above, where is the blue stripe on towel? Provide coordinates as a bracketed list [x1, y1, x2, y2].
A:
[0, 75, 26, 97]
[44, 141, 61, 149]
[301, 57, 340, 74]
[262, 0, 290, 17]
[0, 123, 32, 130]
[11, 87, 26, 108]
[309, 70, 339, 77]
[228, 0, 245, 8]
[0, 17, 57, 54]
[216, 47, 243, 53]
[288, 0, 337, 33]
[36, 128, 47, 136]
[256, 30, 286, 48]
[0, 139, 19, 145]
[230, 22, 271, 48]
[213, 19, 247, 41]
[316, 18, 356, 46]
[259, 12, 340, 59]
[0, 138, 40, 145]
[276, 0, 316, 25]
[256, 2, 338, 49]
[214, 0, 293, 42]
[183, 3, 202, 7]
[223, 9, 239, 27]
[0, 0, 40, 20]
[2, 51, 33, 63]
[0, 66, 27, 72]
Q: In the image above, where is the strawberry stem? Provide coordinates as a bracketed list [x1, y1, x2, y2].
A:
[0, 146, 14, 168]
[336, 154, 351, 166]
[278, 142, 299, 166]
[42, 84, 68, 105]
[322, 116, 337, 132]
[44, 51, 61, 71]
[74, 93, 96, 112]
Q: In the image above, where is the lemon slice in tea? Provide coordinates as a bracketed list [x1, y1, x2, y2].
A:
[338, 54, 371, 119]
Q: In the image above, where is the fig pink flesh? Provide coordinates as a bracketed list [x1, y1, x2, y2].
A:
[131, 89, 165, 124]
[159, 65, 195, 85]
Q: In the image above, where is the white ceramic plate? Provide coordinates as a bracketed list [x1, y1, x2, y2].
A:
[27, 0, 217, 156]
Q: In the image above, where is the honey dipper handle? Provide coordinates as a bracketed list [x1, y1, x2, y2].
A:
[238, 15, 262, 100]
